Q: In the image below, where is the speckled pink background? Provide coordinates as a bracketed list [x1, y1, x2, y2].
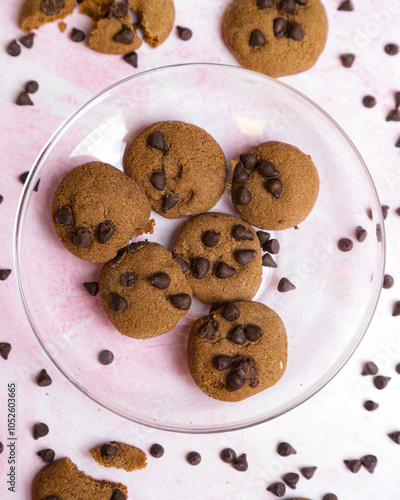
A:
[1, 1, 400, 499]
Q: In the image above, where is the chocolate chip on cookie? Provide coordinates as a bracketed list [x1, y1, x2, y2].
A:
[233, 224, 255, 241]
[249, 29, 267, 48]
[287, 21, 304, 41]
[257, 0, 274, 8]
[110, 292, 128, 313]
[148, 272, 171, 289]
[228, 325, 246, 345]
[240, 152, 259, 170]
[191, 257, 211, 279]
[213, 355, 236, 370]
[170, 293, 191, 310]
[234, 249, 257, 266]
[148, 132, 169, 152]
[273, 17, 288, 37]
[215, 262, 237, 279]
[223, 302, 241, 321]
[150, 171, 165, 190]
[202, 230, 220, 248]
[281, 0, 297, 14]
[233, 163, 251, 186]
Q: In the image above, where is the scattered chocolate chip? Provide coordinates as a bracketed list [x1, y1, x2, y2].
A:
[0, 442, 3, 454]
[228, 325, 246, 345]
[394, 91, 400, 108]
[114, 26, 134, 44]
[25, 80, 39, 94]
[300, 466, 317, 479]
[388, 431, 400, 444]
[110, 292, 128, 313]
[0, 270, 12, 281]
[266, 178, 283, 198]
[7, 40, 21, 57]
[98, 350, 114, 365]
[111, 488, 126, 500]
[227, 371, 245, 392]
[33, 422, 49, 440]
[382, 205, 390, 219]
[197, 319, 219, 340]
[233, 224, 254, 241]
[20, 171, 30, 184]
[344, 459, 361, 473]
[367, 208, 373, 219]
[202, 230, 220, 248]
[396, 137, 400, 148]
[386, 109, 400, 121]
[288, 22, 304, 41]
[233, 453, 248, 471]
[123, 51, 138, 67]
[283, 472, 299, 489]
[258, 160, 280, 178]
[220, 448, 237, 463]
[338, 237, 353, 252]
[267, 482, 286, 497]
[149, 272, 170, 289]
[281, 0, 296, 13]
[162, 193, 179, 213]
[373, 375, 391, 389]
[40, 0, 64, 15]
[273, 18, 288, 37]
[277, 442, 296, 457]
[340, 53, 355, 68]
[278, 277, 296, 293]
[120, 272, 137, 287]
[83, 282, 99, 296]
[73, 227, 91, 248]
[234, 249, 257, 266]
[54, 207, 73, 226]
[257, 231, 270, 246]
[338, 0, 354, 10]
[262, 253, 278, 268]
[172, 254, 189, 273]
[34, 177, 41, 192]
[397, 207, 400, 216]
[355, 226, 367, 242]
[257, 0, 274, 7]
[150, 170, 165, 190]
[191, 257, 210, 279]
[170, 293, 191, 310]
[37, 369, 52, 387]
[385, 43, 399, 55]
[148, 132, 168, 152]
[240, 152, 259, 170]
[376, 223, 382, 242]
[16, 91, 33, 106]
[110, 2, 128, 17]
[99, 220, 115, 243]
[235, 186, 252, 205]
[215, 262, 236, 279]
[0, 343, 12, 360]
[223, 302, 240, 321]
[323, 495, 338, 500]
[392, 301, 400, 316]
[249, 29, 267, 48]
[101, 442, 120, 458]
[233, 161, 250, 183]
[361, 454, 377, 473]
[0, 195, 3, 204]
[396, 363, 400, 374]
[177, 26, 192, 41]
[187, 451, 201, 465]
[244, 324, 263, 341]
[213, 355, 236, 371]
[364, 400, 379, 411]
[71, 28, 85, 42]
[361, 361, 378, 376]
[20, 33, 35, 48]
[383, 274, 394, 289]
[37, 449, 55, 463]
[263, 238, 280, 254]
[362, 95, 377, 108]
[150, 443, 164, 458]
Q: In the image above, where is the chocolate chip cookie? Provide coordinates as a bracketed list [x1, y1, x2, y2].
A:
[222, 0, 328, 77]
[98, 241, 192, 339]
[51, 162, 151, 263]
[231, 141, 319, 230]
[20, 0, 76, 32]
[173, 212, 262, 305]
[32, 457, 128, 499]
[91, 441, 147, 472]
[129, 0, 175, 47]
[124, 121, 227, 219]
[187, 300, 287, 402]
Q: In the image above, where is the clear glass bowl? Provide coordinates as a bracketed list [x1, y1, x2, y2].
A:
[14, 64, 385, 433]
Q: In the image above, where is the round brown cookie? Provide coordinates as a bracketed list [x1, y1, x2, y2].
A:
[98, 241, 192, 339]
[173, 212, 262, 305]
[187, 300, 287, 402]
[91, 441, 147, 472]
[32, 457, 128, 500]
[231, 141, 319, 230]
[51, 162, 151, 263]
[128, 0, 175, 47]
[124, 121, 227, 219]
[222, 0, 328, 78]
[20, 0, 76, 32]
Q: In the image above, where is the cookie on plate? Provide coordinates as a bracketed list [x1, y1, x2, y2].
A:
[124, 121, 227, 219]
[231, 141, 319, 230]
[20, 0, 76, 32]
[91, 441, 147, 472]
[173, 212, 262, 305]
[98, 241, 192, 339]
[187, 300, 287, 402]
[32, 457, 128, 500]
[51, 162, 152, 263]
[222, 0, 328, 78]
[128, 0, 175, 47]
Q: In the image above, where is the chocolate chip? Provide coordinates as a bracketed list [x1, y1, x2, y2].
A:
[213, 355, 236, 371]
[150, 443, 164, 458]
[0, 442, 3, 454]
[197, 319, 219, 340]
[110, 292, 128, 313]
[232, 225, 254, 242]
[364, 400, 379, 411]
[235, 186, 252, 205]
[191, 257, 210, 279]
[55, 207, 73, 226]
[383, 274, 394, 289]
[120, 272, 137, 287]
[37, 369, 52, 387]
[16, 91, 33, 106]
[227, 371, 245, 392]
[98, 350, 114, 365]
[228, 325, 246, 345]
[344, 459, 361, 473]
[296, 0, 309, 4]
[362, 95, 376, 108]
[257, 0, 274, 8]
[170, 294, 191, 310]
[249, 29, 267, 48]
[223, 302, 240, 321]
[234, 249, 257, 266]
[233, 453, 248, 471]
[266, 178, 283, 198]
[277, 442, 296, 456]
[172, 253, 189, 273]
[338, 237, 353, 252]
[397, 207, 400, 216]
[220, 448, 236, 463]
[101, 442, 120, 458]
[33, 422, 49, 440]
[244, 324, 263, 341]
[258, 160, 280, 178]
[0, 343, 11, 360]
[388, 431, 400, 444]
[20, 171, 30, 184]
[382, 205, 389, 219]
[256, 231, 270, 246]
[111, 488, 126, 500]
[25, 80, 39, 94]
[20, 33, 35, 48]
[396, 363, 400, 374]
[373, 375, 391, 389]
[300, 466, 317, 479]
[202, 230, 220, 248]
[273, 17, 288, 37]
[340, 53, 355, 68]
[148, 132, 168, 152]
[187, 451, 201, 465]
[209, 302, 227, 313]
[361, 454, 377, 474]
[355, 226, 367, 242]
[235, 357, 258, 382]
[110, 2, 129, 17]
[361, 361, 378, 375]
[150, 171, 165, 190]
[114, 26, 134, 44]
[177, 26, 192, 40]
[99, 221, 115, 243]
[323, 495, 338, 500]
[288, 21, 304, 41]
[71, 28, 85, 42]
[162, 193, 179, 212]
[338, 0, 354, 10]
[385, 43, 399, 55]
[377, 222, 382, 242]
[0, 270, 12, 281]
[233, 161, 250, 183]
[0, 195, 3, 204]
[73, 227, 91, 248]
[149, 272, 170, 289]
[40, 0, 65, 15]
[83, 282, 99, 296]
[281, 0, 296, 13]
[7, 40, 21, 57]
[266, 482, 286, 497]
[37, 449, 55, 463]
[283, 472, 299, 489]
[262, 253, 278, 268]
[123, 51, 138, 67]
[395, 91, 400, 108]
[215, 262, 236, 279]
[392, 301, 400, 316]
[386, 108, 400, 121]
[240, 152, 259, 170]
[396, 137, 400, 147]
[263, 238, 280, 254]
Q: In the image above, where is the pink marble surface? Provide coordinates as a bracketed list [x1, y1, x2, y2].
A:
[1, 1, 400, 499]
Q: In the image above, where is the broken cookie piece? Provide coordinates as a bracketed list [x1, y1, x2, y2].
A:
[91, 441, 147, 472]
[88, 13, 142, 54]
[20, 0, 76, 32]
[128, 0, 175, 47]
